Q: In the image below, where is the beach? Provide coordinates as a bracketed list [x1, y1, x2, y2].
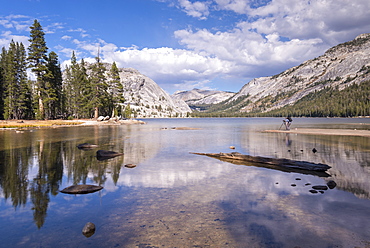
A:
[0, 119, 145, 129]
[263, 128, 370, 137]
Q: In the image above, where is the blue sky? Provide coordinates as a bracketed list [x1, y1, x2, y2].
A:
[1, 0, 370, 94]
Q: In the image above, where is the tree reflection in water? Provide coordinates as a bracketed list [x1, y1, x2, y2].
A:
[0, 126, 127, 228]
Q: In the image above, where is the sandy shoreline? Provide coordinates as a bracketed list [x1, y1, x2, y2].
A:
[0, 119, 145, 129]
[263, 128, 370, 137]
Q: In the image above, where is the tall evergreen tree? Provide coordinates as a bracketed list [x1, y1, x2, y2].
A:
[77, 59, 92, 118]
[62, 51, 77, 118]
[45, 51, 62, 119]
[63, 52, 92, 118]
[14, 42, 32, 119]
[0, 47, 7, 119]
[109, 62, 124, 117]
[28, 19, 48, 119]
[2, 41, 32, 119]
[89, 52, 108, 118]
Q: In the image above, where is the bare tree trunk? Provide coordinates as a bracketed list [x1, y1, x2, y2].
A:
[38, 91, 44, 119]
[94, 106, 99, 119]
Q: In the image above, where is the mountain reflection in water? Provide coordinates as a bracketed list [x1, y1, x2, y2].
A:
[0, 118, 369, 247]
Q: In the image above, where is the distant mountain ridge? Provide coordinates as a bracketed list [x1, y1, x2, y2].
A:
[225, 33, 370, 113]
[188, 33, 370, 116]
[172, 88, 235, 106]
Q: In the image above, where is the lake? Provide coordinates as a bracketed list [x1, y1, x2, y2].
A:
[0, 118, 370, 248]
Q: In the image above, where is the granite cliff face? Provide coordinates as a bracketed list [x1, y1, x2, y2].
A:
[225, 33, 370, 113]
[117, 68, 191, 117]
[172, 88, 235, 105]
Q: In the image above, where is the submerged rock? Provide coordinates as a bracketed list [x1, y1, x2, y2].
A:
[312, 185, 328, 190]
[96, 150, 124, 161]
[82, 222, 96, 238]
[124, 164, 137, 168]
[327, 180, 337, 189]
[77, 143, 99, 150]
[60, 185, 103, 194]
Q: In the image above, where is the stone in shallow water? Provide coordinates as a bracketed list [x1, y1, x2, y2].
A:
[82, 222, 96, 238]
[96, 150, 124, 161]
[60, 185, 103, 194]
[77, 143, 99, 150]
[327, 180, 337, 189]
[124, 164, 137, 168]
[312, 185, 328, 190]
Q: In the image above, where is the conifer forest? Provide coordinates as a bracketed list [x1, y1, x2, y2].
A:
[0, 20, 125, 120]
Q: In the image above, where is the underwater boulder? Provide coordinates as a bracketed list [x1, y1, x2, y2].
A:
[60, 185, 103, 194]
[96, 150, 123, 160]
[82, 222, 96, 238]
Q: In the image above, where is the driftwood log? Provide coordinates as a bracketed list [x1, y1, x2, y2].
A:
[192, 152, 331, 176]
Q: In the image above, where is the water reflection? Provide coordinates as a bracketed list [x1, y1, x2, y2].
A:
[240, 129, 370, 199]
[0, 125, 162, 229]
[0, 118, 369, 247]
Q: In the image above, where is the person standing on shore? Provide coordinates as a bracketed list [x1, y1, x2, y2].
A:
[283, 116, 292, 130]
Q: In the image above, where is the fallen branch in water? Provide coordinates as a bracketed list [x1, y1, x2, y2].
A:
[191, 152, 331, 172]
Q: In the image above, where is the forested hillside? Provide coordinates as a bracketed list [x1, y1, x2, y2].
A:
[192, 33, 370, 118]
[192, 80, 370, 117]
[265, 81, 370, 117]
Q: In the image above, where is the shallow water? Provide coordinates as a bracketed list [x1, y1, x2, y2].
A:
[0, 118, 369, 248]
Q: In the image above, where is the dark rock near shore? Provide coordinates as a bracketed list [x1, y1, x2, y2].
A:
[124, 164, 137, 168]
[312, 185, 328, 190]
[77, 143, 99, 150]
[60, 184, 103, 194]
[96, 150, 124, 161]
[82, 222, 96, 237]
[327, 180, 337, 189]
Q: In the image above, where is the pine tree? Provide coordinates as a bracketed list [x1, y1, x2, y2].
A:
[63, 52, 94, 119]
[89, 52, 108, 118]
[77, 59, 92, 118]
[62, 51, 78, 118]
[109, 62, 125, 117]
[2, 41, 32, 119]
[123, 104, 132, 119]
[45, 51, 62, 119]
[14, 42, 32, 119]
[0, 47, 7, 119]
[28, 19, 48, 119]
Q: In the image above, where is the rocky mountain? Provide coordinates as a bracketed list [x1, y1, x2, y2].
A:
[116, 67, 191, 118]
[172, 88, 235, 105]
[220, 33, 370, 113]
